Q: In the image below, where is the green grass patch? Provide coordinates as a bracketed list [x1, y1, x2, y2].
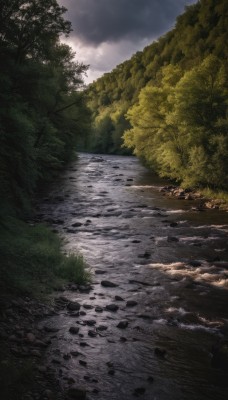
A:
[200, 188, 228, 208]
[0, 217, 90, 298]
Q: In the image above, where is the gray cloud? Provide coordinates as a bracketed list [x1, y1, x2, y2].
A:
[59, 0, 196, 83]
[61, 0, 196, 45]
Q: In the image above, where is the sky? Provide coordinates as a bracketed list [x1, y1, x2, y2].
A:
[59, 0, 197, 84]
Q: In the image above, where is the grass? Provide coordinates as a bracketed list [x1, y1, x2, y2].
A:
[0, 217, 90, 298]
[200, 188, 228, 209]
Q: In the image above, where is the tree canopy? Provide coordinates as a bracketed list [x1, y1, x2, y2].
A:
[0, 0, 90, 213]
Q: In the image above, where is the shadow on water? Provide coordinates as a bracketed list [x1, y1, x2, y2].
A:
[37, 153, 228, 400]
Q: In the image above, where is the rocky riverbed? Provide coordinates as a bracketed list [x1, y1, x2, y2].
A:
[4, 153, 227, 400]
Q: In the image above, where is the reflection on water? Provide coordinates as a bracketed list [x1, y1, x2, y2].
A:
[38, 153, 228, 400]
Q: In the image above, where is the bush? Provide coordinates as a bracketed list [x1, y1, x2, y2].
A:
[0, 217, 89, 297]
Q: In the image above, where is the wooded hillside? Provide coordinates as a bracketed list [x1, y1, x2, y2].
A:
[86, 0, 228, 190]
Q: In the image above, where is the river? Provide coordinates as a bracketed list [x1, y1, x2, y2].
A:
[37, 153, 228, 400]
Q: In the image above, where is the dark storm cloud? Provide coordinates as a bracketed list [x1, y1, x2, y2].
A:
[61, 0, 196, 45]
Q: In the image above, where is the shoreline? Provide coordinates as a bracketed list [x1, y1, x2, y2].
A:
[159, 185, 228, 211]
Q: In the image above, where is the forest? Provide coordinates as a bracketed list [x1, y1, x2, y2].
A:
[0, 0, 90, 215]
[86, 0, 228, 190]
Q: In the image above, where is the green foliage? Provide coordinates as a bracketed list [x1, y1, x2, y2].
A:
[124, 56, 228, 190]
[87, 0, 228, 190]
[0, 0, 90, 213]
[0, 218, 89, 297]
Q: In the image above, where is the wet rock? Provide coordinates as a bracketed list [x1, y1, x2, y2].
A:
[79, 360, 87, 367]
[80, 342, 89, 347]
[108, 369, 115, 375]
[147, 376, 154, 383]
[67, 302, 81, 311]
[88, 330, 97, 338]
[70, 351, 81, 357]
[137, 314, 152, 320]
[80, 311, 87, 316]
[97, 325, 108, 331]
[67, 386, 87, 399]
[105, 304, 119, 312]
[126, 300, 138, 307]
[101, 280, 118, 288]
[83, 304, 94, 310]
[95, 270, 107, 275]
[115, 295, 124, 301]
[72, 222, 83, 227]
[117, 321, 128, 329]
[154, 347, 167, 358]
[131, 239, 141, 243]
[69, 326, 79, 335]
[95, 306, 103, 313]
[85, 320, 96, 326]
[79, 285, 92, 293]
[63, 353, 71, 360]
[44, 326, 59, 333]
[134, 387, 146, 396]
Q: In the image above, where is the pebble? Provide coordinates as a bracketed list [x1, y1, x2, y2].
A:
[117, 321, 128, 329]
[85, 320, 96, 326]
[95, 306, 103, 313]
[69, 326, 79, 334]
[115, 295, 124, 301]
[101, 280, 118, 288]
[126, 300, 138, 307]
[105, 304, 119, 312]
[67, 302, 81, 311]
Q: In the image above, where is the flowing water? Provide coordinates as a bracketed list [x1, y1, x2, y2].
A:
[37, 153, 228, 400]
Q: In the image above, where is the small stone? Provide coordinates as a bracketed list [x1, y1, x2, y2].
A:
[67, 302, 81, 311]
[126, 300, 138, 307]
[80, 311, 87, 316]
[72, 222, 82, 227]
[115, 295, 124, 301]
[117, 321, 128, 329]
[79, 360, 87, 367]
[95, 270, 107, 275]
[69, 326, 79, 335]
[101, 280, 118, 288]
[95, 306, 103, 313]
[85, 320, 96, 326]
[88, 330, 97, 337]
[105, 304, 119, 312]
[97, 325, 107, 331]
[44, 326, 59, 333]
[83, 304, 94, 310]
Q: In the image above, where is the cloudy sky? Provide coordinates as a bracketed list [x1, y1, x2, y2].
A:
[59, 0, 196, 84]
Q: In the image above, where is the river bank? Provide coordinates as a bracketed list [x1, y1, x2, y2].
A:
[159, 185, 228, 211]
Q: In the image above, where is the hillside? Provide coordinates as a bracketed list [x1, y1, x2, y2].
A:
[86, 0, 228, 190]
